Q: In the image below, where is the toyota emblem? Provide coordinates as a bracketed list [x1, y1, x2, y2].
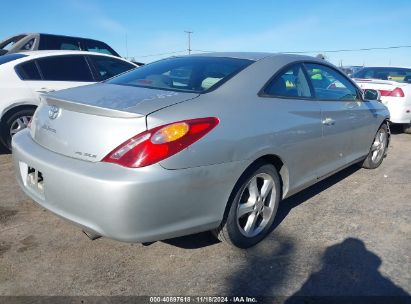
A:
[48, 106, 61, 120]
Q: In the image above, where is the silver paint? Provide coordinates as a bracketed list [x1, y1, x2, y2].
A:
[12, 53, 390, 242]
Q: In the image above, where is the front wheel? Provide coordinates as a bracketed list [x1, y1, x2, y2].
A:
[362, 124, 389, 169]
[213, 162, 281, 248]
[403, 123, 411, 134]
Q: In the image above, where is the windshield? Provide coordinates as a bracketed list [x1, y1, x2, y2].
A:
[107, 56, 254, 93]
[353, 67, 411, 83]
[0, 53, 27, 65]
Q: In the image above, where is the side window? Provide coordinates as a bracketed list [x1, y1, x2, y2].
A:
[264, 64, 312, 98]
[83, 40, 116, 55]
[16, 61, 42, 80]
[90, 56, 135, 80]
[305, 63, 359, 101]
[36, 56, 93, 82]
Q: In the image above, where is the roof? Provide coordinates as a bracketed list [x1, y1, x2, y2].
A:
[0, 50, 136, 67]
[187, 52, 273, 61]
[7, 33, 105, 42]
[358, 66, 411, 69]
[182, 52, 318, 62]
[18, 50, 134, 63]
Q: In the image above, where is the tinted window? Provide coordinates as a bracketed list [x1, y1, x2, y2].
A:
[38, 34, 81, 51]
[107, 57, 253, 93]
[264, 64, 312, 98]
[353, 67, 411, 83]
[305, 63, 359, 101]
[16, 61, 42, 80]
[90, 56, 135, 80]
[37, 56, 93, 81]
[0, 53, 27, 65]
[83, 40, 118, 56]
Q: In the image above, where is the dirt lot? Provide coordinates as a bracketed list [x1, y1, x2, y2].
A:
[0, 132, 410, 299]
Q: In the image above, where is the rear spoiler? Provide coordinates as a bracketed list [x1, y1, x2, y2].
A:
[45, 96, 143, 119]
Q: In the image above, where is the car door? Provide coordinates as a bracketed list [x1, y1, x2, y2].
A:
[303, 62, 375, 177]
[20, 55, 95, 99]
[87, 55, 136, 81]
[260, 63, 323, 191]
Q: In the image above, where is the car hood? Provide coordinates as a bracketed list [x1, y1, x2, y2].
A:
[46, 83, 200, 116]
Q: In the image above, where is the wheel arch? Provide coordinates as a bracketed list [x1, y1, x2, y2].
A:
[217, 153, 289, 233]
[1, 103, 37, 123]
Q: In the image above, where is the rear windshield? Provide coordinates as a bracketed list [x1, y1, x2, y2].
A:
[353, 67, 411, 83]
[107, 56, 254, 93]
[0, 53, 27, 65]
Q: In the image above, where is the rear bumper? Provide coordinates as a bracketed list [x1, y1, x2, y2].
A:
[12, 130, 247, 242]
[382, 98, 411, 124]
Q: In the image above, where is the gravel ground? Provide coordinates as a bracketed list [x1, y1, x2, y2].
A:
[0, 132, 410, 299]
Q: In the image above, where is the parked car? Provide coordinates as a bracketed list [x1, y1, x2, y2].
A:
[0, 50, 137, 149]
[340, 65, 363, 77]
[0, 33, 120, 57]
[0, 33, 145, 66]
[12, 53, 389, 248]
[353, 67, 411, 133]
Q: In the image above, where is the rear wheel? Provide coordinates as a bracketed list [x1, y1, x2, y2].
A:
[403, 123, 411, 134]
[0, 108, 34, 151]
[362, 124, 389, 169]
[213, 162, 281, 248]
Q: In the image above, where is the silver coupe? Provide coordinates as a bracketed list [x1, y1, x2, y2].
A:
[12, 53, 390, 248]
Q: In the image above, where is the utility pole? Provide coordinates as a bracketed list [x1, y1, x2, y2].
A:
[184, 31, 193, 55]
[125, 33, 129, 58]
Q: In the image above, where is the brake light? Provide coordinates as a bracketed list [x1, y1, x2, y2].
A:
[379, 87, 405, 97]
[102, 117, 219, 168]
[389, 87, 405, 97]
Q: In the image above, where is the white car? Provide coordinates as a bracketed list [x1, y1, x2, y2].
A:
[0, 50, 137, 149]
[353, 67, 411, 133]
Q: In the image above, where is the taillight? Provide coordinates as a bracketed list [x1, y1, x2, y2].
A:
[380, 87, 405, 97]
[389, 87, 405, 97]
[102, 117, 219, 168]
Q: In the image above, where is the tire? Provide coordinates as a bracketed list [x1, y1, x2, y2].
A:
[403, 123, 411, 134]
[362, 124, 389, 169]
[0, 108, 35, 151]
[213, 162, 281, 248]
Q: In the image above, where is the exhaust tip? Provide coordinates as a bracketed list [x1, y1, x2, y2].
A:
[82, 229, 101, 240]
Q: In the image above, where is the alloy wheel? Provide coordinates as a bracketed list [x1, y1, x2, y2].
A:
[371, 129, 387, 164]
[9, 115, 32, 137]
[236, 173, 276, 238]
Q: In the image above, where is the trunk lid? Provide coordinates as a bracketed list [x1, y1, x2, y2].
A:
[354, 78, 409, 92]
[30, 83, 199, 161]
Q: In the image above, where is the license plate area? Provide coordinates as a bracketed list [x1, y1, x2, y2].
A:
[19, 162, 45, 195]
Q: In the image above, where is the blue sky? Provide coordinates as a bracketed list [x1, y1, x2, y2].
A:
[1, 0, 411, 66]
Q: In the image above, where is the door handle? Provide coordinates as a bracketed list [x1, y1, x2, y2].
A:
[322, 117, 335, 126]
[35, 88, 55, 93]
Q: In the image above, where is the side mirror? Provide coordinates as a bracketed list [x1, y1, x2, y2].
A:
[363, 89, 381, 101]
